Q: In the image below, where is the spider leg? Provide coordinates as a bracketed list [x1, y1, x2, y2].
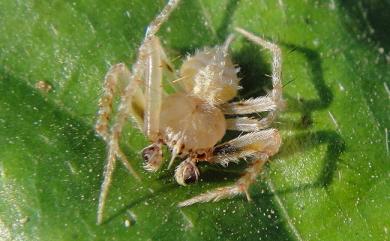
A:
[95, 64, 122, 141]
[221, 28, 284, 129]
[178, 129, 281, 207]
[221, 96, 276, 115]
[144, 37, 163, 141]
[96, 0, 181, 225]
[211, 129, 281, 167]
[96, 64, 143, 225]
[226, 116, 270, 132]
[142, 36, 177, 172]
[95, 63, 143, 181]
[95, 64, 145, 141]
[178, 152, 269, 207]
[221, 96, 278, 130]
[235, 27, 283, 108]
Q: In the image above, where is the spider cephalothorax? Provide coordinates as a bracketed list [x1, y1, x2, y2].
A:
[95, 0, 283, 224]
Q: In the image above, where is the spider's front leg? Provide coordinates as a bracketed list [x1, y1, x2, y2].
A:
[96, 0, 181, 225]
[96, 38, 173, 224]
[141, 36, 175, 172]
[95, 63, 144, 225]
[96, 63, 144, 178]
[178, 129, 281, 207]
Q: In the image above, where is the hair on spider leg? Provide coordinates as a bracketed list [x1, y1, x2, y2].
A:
[171, 75, 190, 83]
[287, 46, 298, 54]
[170, 54, 182, 62]
[282, 78, 296, 88]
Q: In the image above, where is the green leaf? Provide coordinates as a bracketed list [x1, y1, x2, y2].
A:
[0, 0, 389, 240]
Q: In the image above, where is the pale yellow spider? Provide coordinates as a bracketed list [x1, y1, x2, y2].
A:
[95, 0, 284, 225]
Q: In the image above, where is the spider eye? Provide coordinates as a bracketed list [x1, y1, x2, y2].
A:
[175, 159, 200, 186]
[142, 143, 162, 172]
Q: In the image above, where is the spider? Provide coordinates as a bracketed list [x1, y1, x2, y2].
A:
[95, 0, 284, 225]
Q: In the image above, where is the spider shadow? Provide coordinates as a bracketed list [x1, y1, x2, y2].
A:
[166, 0, 241, 54]
[100, 183, 177, 225]
[280, 43, 333, 130]
[277, 130, 345, 189]
[232, 39, 273, 99]
[338, 0, 390, 52]
[274, 43, 344, 190]
[235, 41, 334, 129]
[216, 0, 240, 40]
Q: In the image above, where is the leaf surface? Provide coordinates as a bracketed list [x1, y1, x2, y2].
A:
[0, 0, 389, 240]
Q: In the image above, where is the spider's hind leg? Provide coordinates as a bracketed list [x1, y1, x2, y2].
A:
[178, 153, 269, 207]
[235, 27, 283, 108]
[96, 0, 182, 225]
[178, 129, 281, 207]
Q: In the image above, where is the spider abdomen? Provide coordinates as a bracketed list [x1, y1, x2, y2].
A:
[159, 92, 226, 152]
[179, 47, 240, 104]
